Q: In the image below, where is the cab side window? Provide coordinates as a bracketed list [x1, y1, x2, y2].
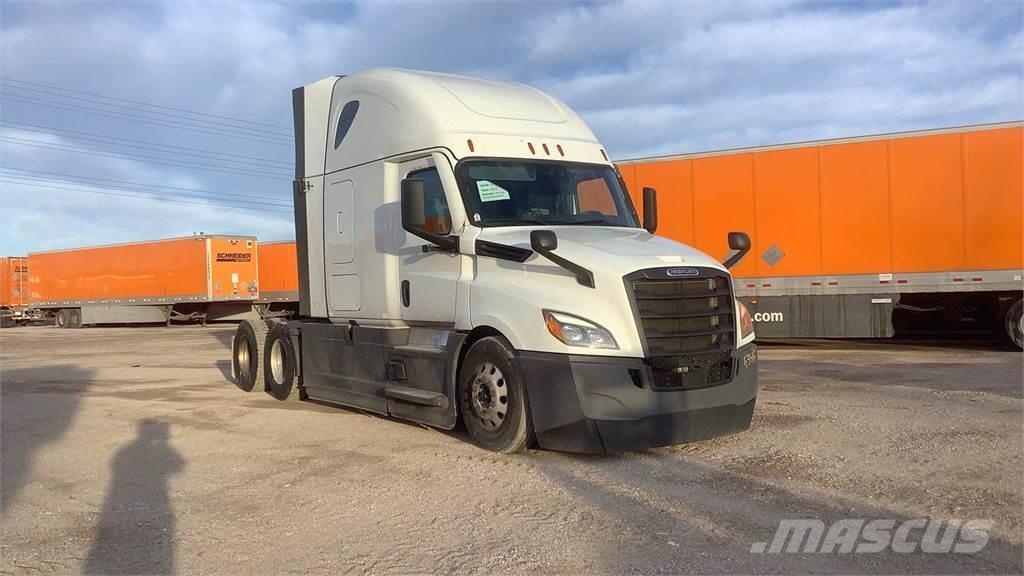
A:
[409, 167, 452, 234]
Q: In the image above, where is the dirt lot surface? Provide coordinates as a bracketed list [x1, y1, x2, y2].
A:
[1, 326, 1021, 574]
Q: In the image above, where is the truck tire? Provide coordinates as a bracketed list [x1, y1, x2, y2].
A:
[1006, 299, 1023, 350]
[232, 319, 270, 392]
[68, 308, 83, 329]
[264, 321, 298, 400]
[458, 336, 534, 454]
[56, 309, 69, 329]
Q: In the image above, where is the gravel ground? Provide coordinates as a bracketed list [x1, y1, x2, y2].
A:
[1, 326, 1021, 575]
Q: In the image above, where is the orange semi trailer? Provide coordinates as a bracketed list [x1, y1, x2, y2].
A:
[28, 235, 259, 327]
[618, 122, 1023, 347]
[0, 256, 32, 327]
[255, 240, 300, 316]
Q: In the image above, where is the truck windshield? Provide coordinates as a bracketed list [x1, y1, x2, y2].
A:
[456, 160, 640, 228]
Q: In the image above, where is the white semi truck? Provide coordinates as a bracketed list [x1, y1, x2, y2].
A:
[231, 69, 759, 453]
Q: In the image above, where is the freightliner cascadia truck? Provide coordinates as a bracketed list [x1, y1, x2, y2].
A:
[618, 122, 1024, 349]
[231, 69, 758, 454]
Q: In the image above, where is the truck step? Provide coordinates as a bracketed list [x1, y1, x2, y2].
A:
[392, 344, 446, 357]
[385, 385, 449, 408]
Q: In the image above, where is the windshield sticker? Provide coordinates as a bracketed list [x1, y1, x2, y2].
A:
[476, 180, 511, 202]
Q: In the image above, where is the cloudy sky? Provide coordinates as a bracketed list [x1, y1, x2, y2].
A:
[1, 0, 1021, 254]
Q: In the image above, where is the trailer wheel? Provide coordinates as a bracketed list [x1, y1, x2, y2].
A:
[68, 308, 83, 329]
[232, 319, 270, 392]
[458, 336, 533, 454]
[1006, 299, 1023, 350]
[264, 322, 298, 400]
[56, 309, 69, 329]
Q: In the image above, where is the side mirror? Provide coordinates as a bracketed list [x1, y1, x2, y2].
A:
[530, 229, 558, 252]
[723, 231, 751, 269]
[643, 187, 658, 234]
[402, 178, 457, 252]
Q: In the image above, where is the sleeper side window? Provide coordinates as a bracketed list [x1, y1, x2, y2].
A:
[333, 100, 360, 149]
[408, 167, 452, 235]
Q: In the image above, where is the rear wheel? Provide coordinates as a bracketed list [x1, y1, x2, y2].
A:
[1006, 299, 1023, 350]
[264, 322, 298, 400]
[56, 309, 69, 329]
[68, 308, 83, 329]
[232, 319, 270, 392]
[458, 336, 533, 454]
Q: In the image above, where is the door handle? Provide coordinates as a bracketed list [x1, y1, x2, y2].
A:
[401, 280, 410, 308]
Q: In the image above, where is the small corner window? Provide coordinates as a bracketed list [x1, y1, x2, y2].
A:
[333, 100, 360, 149]
[409, 167, 452, 235]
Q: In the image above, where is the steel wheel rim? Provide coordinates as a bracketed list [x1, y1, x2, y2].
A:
[270, 339, 285, 384]
[237, 339, 250, 376]
[470, 361, 508, 430]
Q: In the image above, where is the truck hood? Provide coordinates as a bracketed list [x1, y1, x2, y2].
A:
[468, 226, 731, 357]
[474, 226, 725, 273]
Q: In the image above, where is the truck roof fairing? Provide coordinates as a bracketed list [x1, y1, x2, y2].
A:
[294, 68, 605, 179]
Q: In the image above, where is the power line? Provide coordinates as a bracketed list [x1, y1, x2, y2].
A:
[0, 120, 293, 166]
[1, 83, 292, 138]
[0, 167, 290, 203]
[0, 76, 291, 131]
[0, 124, 293, 173]
[0, 93, 292, 144]
[1, 94, 292, 146]
[0, 177, 293, 213]
[0, 137, 292, 180]
[1, 173, 291, 209]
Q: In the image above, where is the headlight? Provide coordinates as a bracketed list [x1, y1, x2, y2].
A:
[737, 299, 754, 338]
[543, 310, 618, 349]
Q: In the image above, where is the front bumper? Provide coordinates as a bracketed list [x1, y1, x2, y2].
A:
[517, 343, 758, 454]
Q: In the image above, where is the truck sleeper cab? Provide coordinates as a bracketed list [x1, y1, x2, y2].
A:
[231, 69, 758, 453]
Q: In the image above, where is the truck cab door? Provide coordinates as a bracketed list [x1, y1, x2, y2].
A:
[398, 155, 460, 325]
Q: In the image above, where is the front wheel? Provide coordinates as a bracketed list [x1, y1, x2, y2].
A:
[458, 336, 533, 453]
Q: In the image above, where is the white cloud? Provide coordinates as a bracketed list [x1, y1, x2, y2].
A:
[0, 0, 1020, 253]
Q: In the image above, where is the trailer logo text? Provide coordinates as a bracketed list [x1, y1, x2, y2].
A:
[216, 252, 252, 262]
[750, 518, 992, 554]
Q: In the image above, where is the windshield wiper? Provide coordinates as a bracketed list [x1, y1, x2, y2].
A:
[544, 217, 610, 226]
[483, 217, 549, 226]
